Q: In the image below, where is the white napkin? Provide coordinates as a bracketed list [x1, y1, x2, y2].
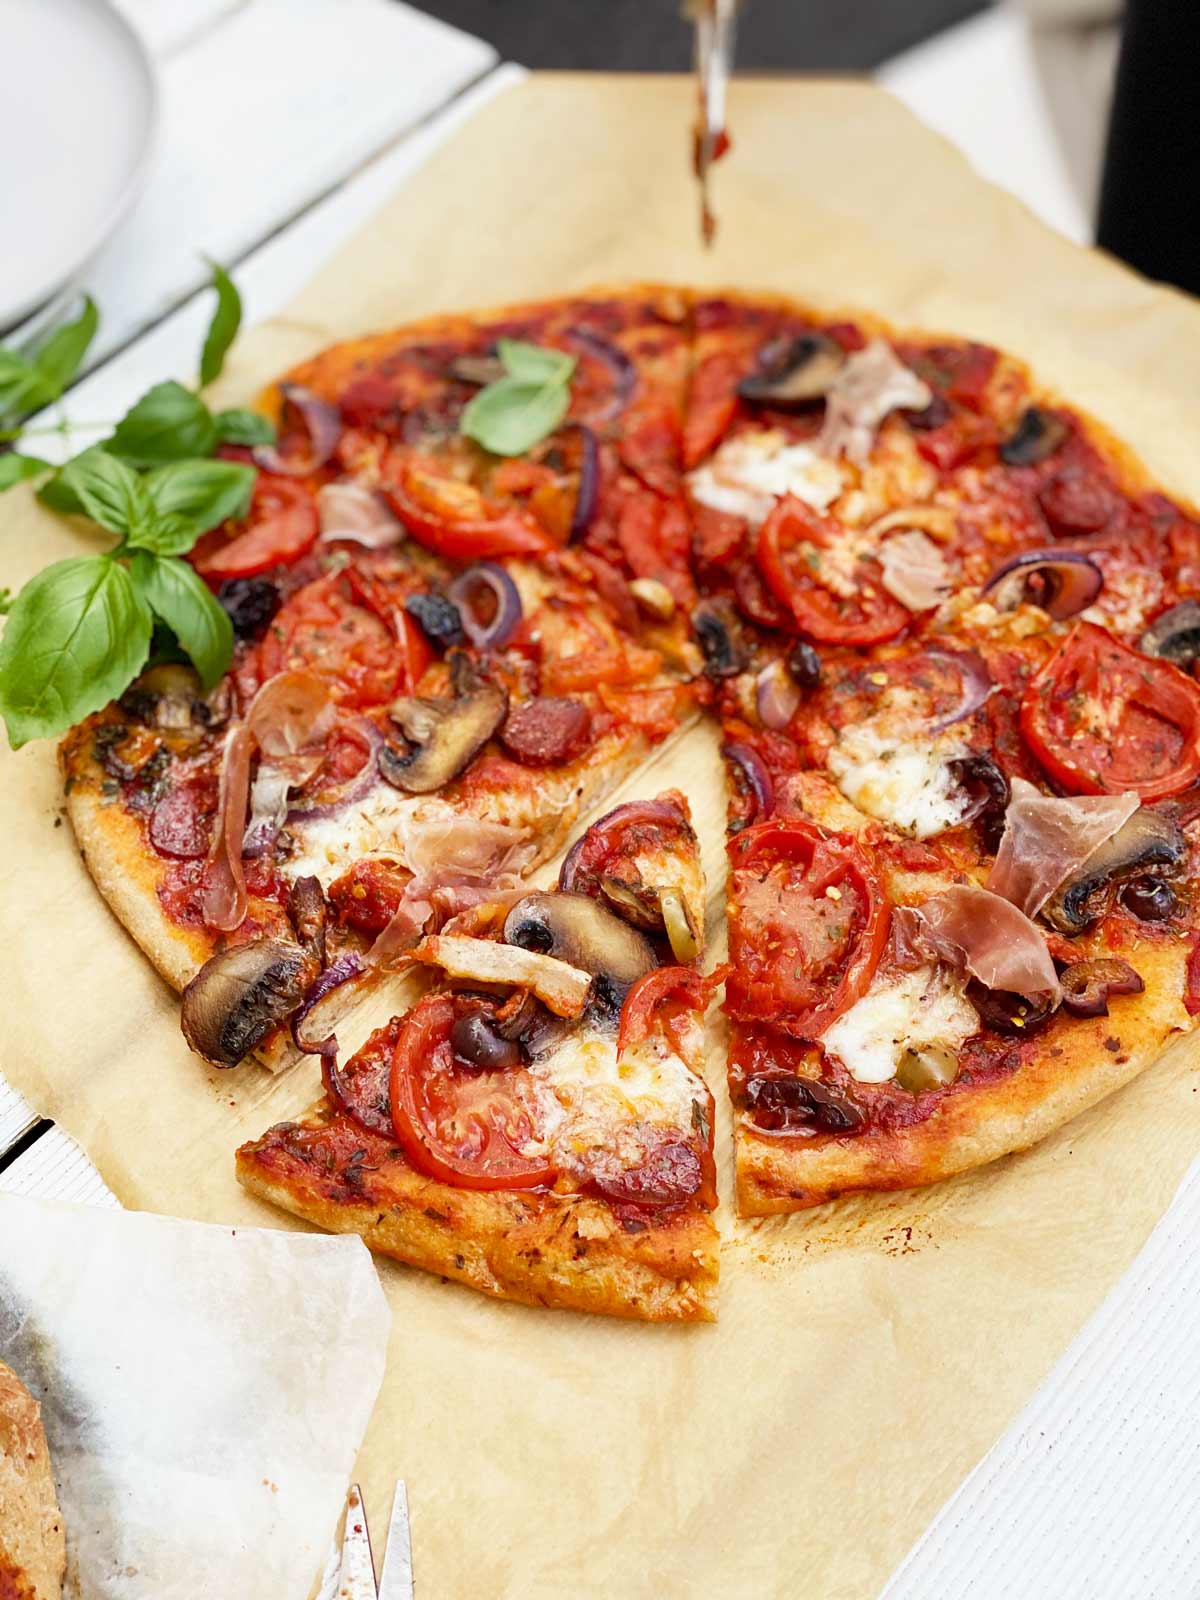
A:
[0, 1195, 391, 1599]
[880, 1155, 1200, 1599]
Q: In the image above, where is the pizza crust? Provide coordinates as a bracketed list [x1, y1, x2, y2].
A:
[236, 1108, 718, 1322]
[0, 1361, 65, 1600]
[737, 943, 1191, 1215]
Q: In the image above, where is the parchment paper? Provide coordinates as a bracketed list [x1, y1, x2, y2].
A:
[4, 77, 1200, 1598]
[0, 1194, 390, 1597]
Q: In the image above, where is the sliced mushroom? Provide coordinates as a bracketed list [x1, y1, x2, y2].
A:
[503, 891, 657, 1020]
[1139, 601, 1200, 667]
[286, 874, 327, 964]
[1042, 809, 1186, 935]
[181, 938, 319, 1068]
[381, 654, 507, 794]
[693, 598, 748, 679]
[412, 933, 591, 1018]
[999, 407, 1070, 467]
[448, 352, 507, 386]
[598, 876, 700, 963]
[119, 663, 204, 732]
[737, 333, 846, 408]
[1059, 957, 1143, 1018]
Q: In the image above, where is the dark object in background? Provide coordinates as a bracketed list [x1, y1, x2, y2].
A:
[1098, 0, 1200, 295]
[411, 0, 987, 72]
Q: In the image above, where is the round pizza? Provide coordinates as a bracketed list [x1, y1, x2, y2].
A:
[56, 287, 1200, 1319]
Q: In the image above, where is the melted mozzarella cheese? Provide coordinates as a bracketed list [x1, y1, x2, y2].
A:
[525, 1023, 703, 1161]
[283, 787, 427, 883]
[822, 964, 977, 1084]
[827, 710, 970, 839]
[686, 428, 844, 525]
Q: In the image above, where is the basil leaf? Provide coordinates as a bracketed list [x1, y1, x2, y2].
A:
[0, 556, 152, 747]
[60, 449, 155, 540]
[199, 261, 241, 389]
[214, 407, 274, 446]
[129, 552, 232, 689]
[109, 380, 217, 465]
[32, 295, 99, 398]
[461, 376, 571, 457]
[0, 453, 52, 492]
[0, 351, 46, 418]
[144, 459, 254, 536]
[497, 340, 575, 385]
[36, 467, 85, 516]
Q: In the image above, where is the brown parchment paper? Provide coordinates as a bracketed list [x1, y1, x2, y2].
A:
[4, 76, 1200, 1599]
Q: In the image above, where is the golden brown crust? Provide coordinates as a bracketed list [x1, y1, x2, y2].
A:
[236, 1109, 718, 1322]
[737, 944, 1191, 1215]
[0, 1363, 64, 1600]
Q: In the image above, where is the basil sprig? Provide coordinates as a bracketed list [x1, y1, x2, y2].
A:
[0, 263, 273, 749]
[460, 339, 576, 456]
[0, 450, 246, 746]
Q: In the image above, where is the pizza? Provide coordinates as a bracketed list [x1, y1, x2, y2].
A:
[57, 287, 1200, 1319]
[0, 1361, 65, 1600]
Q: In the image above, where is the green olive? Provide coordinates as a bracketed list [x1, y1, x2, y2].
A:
[895, 1044, 959, 1094]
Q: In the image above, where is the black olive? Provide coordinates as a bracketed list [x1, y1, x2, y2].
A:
[999, 406, 1070, 467]
[786, 639, 823, 690]
[947, 752, 1011, 854]
[405, 591, 465, 649]
[966, 979, 1056, 1036]
[1139, 601, 1200, 667]
[693, 600, 747, 679]
[1058, 957, 1143, 1019]
[218, 577, 280, 640]
[450, 1012, 522, 1070]
[744, 1074, 865, 1134]
[1119, 876, 1178, 922]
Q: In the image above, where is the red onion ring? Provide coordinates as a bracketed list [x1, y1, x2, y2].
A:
[291, 951, 365, 1060]
[756, 661, 802, 731]
[982, 548, 1103, 620]
[723, 741, 776, 821]
[566, 329, 636, 423]
[253, 384, 342, 476]
[569, 423, 600, 541]
[286, 718, 383, 825]
[925, 647, 994, 734]
[446, 562, 523, 649]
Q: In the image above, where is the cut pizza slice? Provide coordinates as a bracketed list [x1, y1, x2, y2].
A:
[237, 792, 720, 1321]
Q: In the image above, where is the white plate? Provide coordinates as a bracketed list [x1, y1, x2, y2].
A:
[0, 0, 157, 331]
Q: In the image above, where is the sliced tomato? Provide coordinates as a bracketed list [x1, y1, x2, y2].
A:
[390, 994, 557, 1191]
[385, 456, 555, 561]
[256, 571, 422, 709]
[1020, 621, 1200, 800]
[725, 819, 890, 1039]
[757, 495, 909, 647]
[191, 475, 318, 582]
[618, 966, 711, 1057]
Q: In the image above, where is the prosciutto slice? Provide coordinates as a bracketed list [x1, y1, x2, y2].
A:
[898, 884, 1062, 1001]
[988, 778, 1139, 918]
[202, 672, 334, 932]
[818, 340, 933, 464]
